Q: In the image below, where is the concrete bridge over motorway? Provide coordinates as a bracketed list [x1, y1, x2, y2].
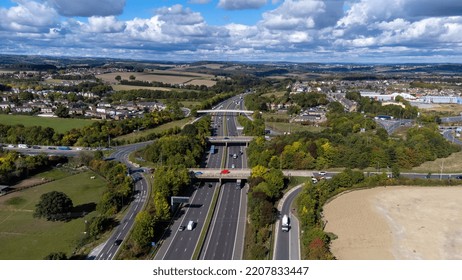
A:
[196, 109, 254, 114]
[207, 136, 254, 145]
[190, 168, 315, 181]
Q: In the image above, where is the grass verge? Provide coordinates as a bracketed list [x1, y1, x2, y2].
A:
[114, 117, 192, 142]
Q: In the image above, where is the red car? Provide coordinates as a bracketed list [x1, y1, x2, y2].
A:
[220, 169, 230, 174]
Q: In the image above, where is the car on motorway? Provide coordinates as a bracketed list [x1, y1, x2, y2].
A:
[224, 137, 229, 139]
[456, 175, 462, 179]
[32, 145, 41, 149]
[47, 146, 56, 150]
[220, 169, 230, 174]
[178, 225, 185, 232]
[114, 239, 122, 246]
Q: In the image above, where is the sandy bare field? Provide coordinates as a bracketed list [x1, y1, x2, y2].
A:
[323, 186, 462, 260]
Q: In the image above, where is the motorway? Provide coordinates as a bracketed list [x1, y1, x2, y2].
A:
[155, 95, 247, 260]
[200, 97, 247, 260]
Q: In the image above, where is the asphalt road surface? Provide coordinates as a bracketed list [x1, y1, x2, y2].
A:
[274, 187, 302, 260]
[93, 142, 151, 260]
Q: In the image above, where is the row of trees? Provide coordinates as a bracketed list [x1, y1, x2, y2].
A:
[142, 117, 211, 167]
[245, 166, 285, 259]
[88, 158, 134, 216]
[238, 114, 265, 136]
[110, 88, 215, 102]
[0, 149, 66, 184]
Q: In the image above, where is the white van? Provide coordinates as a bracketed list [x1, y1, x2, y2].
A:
[187, 220, 194, 231]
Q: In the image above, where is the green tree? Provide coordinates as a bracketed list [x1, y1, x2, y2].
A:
[34, 191, 73, 221]
[55, 104, 70, 118]
[132, 211, 155, 250]
[154, 191, 171, 221]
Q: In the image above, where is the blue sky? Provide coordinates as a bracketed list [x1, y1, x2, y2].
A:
[1, 0, 462, 63]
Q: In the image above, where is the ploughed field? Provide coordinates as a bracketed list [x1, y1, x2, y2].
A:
[323, 186, 462, 260]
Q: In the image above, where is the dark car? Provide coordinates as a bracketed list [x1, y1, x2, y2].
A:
[114, 239, 122, 246]
[456, 175, 462, 180]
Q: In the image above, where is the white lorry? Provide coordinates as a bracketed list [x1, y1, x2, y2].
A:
[187, 220, 195, 231]
[281, 214, 290, 232]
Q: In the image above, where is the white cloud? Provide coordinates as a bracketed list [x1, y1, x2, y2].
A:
[2, 0, 462, 62]
[218, 0, 267, 10]
[0, 0, 59, 33]
[261, 0, 344, 30]
[85, 16, 126, 33]
[48, 0, 125, 17]
[157, 4, 204, 26]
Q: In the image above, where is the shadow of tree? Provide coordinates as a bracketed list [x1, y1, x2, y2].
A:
[68, 202, 97, 220]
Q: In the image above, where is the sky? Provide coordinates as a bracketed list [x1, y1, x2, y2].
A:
[1, 0, 462, 63]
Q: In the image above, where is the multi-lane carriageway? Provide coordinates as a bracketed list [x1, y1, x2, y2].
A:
[155, 97, 248, 260]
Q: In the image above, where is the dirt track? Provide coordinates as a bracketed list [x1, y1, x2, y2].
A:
[323, 186, 462, 260]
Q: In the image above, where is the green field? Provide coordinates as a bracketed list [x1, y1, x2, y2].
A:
[0, 170, 106, 259]
[0, 115, 95, 133]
